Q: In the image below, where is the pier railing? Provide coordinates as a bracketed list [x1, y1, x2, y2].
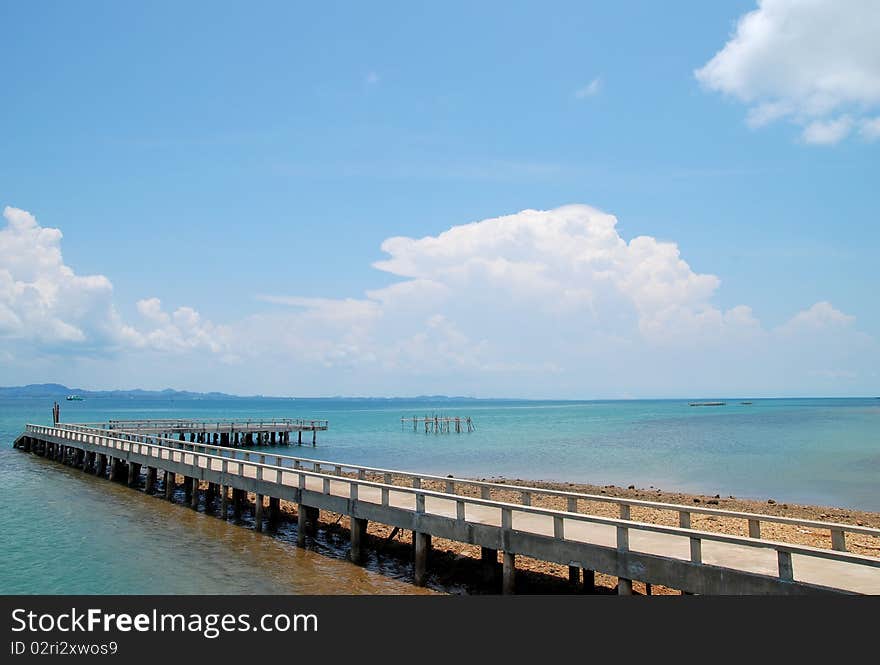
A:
[21, 423, 880, 593]
[32, 423, 880, 561]
[71, 418, 329, 431]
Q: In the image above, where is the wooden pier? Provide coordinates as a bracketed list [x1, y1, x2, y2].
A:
[402, 416, 475, 434]
[77, 418, 329, 447]
[12, 421, 880, 595]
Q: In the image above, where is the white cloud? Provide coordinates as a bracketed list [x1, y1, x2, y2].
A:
[776, 301, 855, 335]
[574, 77, 602, 99]
[696, 0, 880, 144]
[2, 204, 874, 396]
[0, 206, 226, 356]
[801, 117, 854, 145]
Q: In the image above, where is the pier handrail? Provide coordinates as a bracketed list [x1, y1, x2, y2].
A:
[24, 423, 880, 585]
[72, 418, 329, 430]
[36, 423, 880, 554]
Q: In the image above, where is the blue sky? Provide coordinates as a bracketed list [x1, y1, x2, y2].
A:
[1, 1, 878, 397]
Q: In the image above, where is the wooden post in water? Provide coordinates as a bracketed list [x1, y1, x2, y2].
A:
[268, 497, 280, 525]
[220, 485, 228, 518]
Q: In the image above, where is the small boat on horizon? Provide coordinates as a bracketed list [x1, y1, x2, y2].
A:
[688, 401, 725, 407]
[65, 394, 84, 401]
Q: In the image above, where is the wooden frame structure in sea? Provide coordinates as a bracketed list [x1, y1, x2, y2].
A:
[401, 415, 475, 434]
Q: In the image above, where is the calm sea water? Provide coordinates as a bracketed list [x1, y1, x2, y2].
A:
[1, 396, 878, 593]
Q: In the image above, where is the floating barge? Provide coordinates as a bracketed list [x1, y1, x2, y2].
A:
[688, 402, 726, 407]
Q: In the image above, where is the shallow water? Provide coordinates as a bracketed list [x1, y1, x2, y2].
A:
[1, 396, 878, 593]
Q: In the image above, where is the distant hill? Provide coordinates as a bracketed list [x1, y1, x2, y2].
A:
[0, 383, 278, 400]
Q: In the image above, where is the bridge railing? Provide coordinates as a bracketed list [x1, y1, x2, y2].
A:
[23, 423, 880, 590]
[70, 418, 330, 430]
[32, 423, 880, 559]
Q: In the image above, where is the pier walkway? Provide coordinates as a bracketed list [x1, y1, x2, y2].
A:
[14, 422, 880, 595]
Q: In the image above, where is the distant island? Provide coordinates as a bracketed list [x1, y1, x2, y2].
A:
[0, 384, 485, 401]
[0, 383, 281, 400]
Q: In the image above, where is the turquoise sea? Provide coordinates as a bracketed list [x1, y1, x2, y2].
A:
[1, 396, 878, 593]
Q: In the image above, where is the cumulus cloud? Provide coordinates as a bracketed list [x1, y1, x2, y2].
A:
[696, 0, 880, 144]
[2, 203, 874, 396]
[244, 205, 871, 395]
[0, 206, 226, 356]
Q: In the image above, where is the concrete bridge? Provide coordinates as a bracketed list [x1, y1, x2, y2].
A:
[14, 422, 880, 595]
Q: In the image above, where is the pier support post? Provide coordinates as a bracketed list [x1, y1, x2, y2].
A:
[617, 577, 633, 595]
[350, 518, 368, 564]
[190, 479, 200, 510]
[127, 462, 140, 487]
[568, 565, 580, 587]
[255, 494, 264, 532]
[414, 531, 431, 585]
[145, 467, 157, 493]
[582, 569, 595, 594]
[502, 552, 516, 594]
[204, 483, 216, 513]
[297, 505, 308, 545]
[164, 471, 175, 501]
[268, 497, 280, 526]
[108, 458, 119, 482]
[312, 430, 316, 446]
[297, 505, 319, 544]
[95, 454, 107, 477]
[298, 431, 302, 445]
[220, 485, 228, 518]
[233, 489, 243, 518]
[480, 547, 499, 583]
[184, 476, 193, 503]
